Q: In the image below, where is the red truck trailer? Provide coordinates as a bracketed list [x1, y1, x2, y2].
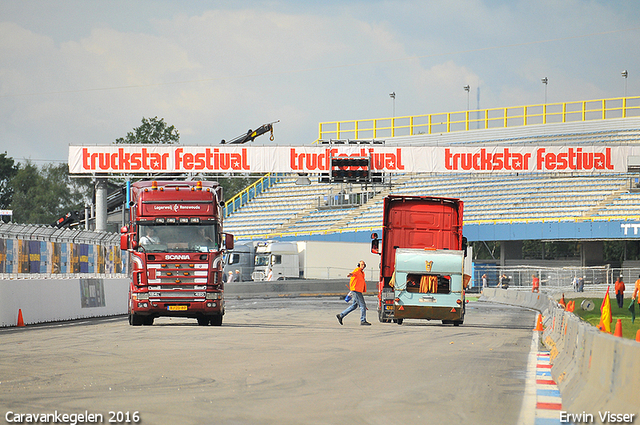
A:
[120, 180, 233, 326]
[372, 195, 467, 325]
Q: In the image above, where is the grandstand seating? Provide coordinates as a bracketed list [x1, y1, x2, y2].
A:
[223, 120, 640, 239]
[223, 179, 362, 236]
[223, 172, 640, 237]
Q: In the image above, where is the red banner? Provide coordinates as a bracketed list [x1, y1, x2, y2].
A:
[68, 145, 633, 174]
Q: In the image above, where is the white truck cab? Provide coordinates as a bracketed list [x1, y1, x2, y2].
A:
[252, 241, 300, 281]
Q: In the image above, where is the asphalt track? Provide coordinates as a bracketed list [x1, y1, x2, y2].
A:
[0, 297, 536, 425]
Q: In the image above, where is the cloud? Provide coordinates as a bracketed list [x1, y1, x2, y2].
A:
[0, 1, 639, 164]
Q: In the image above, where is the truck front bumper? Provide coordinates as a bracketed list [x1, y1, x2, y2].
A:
[131, 299, 224, 318]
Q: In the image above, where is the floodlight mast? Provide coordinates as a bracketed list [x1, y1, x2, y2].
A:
[220, 120, 280, 144]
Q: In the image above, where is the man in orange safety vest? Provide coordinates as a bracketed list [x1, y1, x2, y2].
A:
[336, 260, 371, 326]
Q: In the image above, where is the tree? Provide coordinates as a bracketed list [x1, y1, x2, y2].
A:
[114, 116, 180, 144]
[111, 116, 256, 204]
[472, 241, 500, 260]
[10, 162, 89, 224]
[0, 152, 18, 210]
[218, 175, 260, 202]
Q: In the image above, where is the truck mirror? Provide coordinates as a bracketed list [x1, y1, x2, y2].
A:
[225, 233, 234, 250]
[462, 237, 468, 257]
[120, 234, 128, 250]
[371, 237, 380, 255]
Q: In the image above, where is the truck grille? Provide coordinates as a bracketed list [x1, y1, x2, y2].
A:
[146, 262, 210, 301]
[147, 263, 209, 284]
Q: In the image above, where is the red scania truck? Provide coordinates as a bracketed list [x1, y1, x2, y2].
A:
[371, 195, 468, 325]
[120, 180, 233, 326]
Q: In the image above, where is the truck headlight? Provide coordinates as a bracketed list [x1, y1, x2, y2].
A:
[136, 292, 149, 300]
[206, 292, 221, 300]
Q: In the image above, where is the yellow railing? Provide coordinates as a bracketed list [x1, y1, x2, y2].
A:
[317, 96, 640, 141]
[223, 173, 280, 217]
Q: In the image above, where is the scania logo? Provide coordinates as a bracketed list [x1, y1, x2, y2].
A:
[165, 254, 190, 260]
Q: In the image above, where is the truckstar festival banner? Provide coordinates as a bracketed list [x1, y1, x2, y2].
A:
[68, 145, 636, 174]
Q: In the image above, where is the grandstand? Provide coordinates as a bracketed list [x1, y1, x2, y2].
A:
[226, 129, 640, 231]
[223, 96, 640, 269]
[224, 172, 636, 236]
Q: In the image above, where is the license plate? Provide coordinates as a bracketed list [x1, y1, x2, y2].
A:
[385, 305, 393, 310]
[168, 305, 188, 311]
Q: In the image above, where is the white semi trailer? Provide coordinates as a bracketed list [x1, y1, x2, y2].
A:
[248, 240, 380, 281]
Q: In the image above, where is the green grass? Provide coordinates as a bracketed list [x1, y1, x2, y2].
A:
[570, 297, 640, 341]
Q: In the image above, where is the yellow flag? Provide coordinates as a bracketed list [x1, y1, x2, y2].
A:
[599, 287, 612, 333]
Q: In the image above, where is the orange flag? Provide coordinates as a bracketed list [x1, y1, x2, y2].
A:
[566, 300, 575, 312]
[598, 286, 612, 333]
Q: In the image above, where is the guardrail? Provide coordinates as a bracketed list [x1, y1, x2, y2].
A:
[464, 214, 640, 226]
[318, 96, 640, 140]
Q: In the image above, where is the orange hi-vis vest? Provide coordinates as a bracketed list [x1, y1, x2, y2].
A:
[349, 267, 366, 293]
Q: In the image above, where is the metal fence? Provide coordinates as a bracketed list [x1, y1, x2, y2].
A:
[0, 223, 127, 279]
[472, 263, 640, 291]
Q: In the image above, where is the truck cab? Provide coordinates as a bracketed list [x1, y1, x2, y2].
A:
[223, 241, 255, 282]
[252, 241, 300, 281]
[121, 180, 233, 326]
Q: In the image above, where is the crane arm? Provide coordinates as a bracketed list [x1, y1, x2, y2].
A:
[221, 121, 279, 144]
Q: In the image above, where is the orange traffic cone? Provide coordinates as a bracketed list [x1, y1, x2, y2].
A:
[636, 329, 640, 343]
[567, 300, 575, 312]
[16, 309, 25, 327]
[613, 319, 623, 337]
[559, 294, 566, 308]
[535, 314, 543, 331]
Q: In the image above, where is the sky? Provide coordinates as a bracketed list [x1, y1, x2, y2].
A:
[1, 0, 639, 164]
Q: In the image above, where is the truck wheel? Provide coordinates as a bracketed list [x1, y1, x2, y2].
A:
[143, 316, 154, 326]
[378, 308, 390, 323]
[396, 319, 404, 325]
[210, 315, 223, 326]
[129, 313, 144, 326]
[197, 316, 210, 326]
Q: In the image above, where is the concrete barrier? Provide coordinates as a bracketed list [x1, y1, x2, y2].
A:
[0, 277, 358, 327]
[225, 278, 354, 298]
[481, 288, 640, 422]
[0, 278, 129, 327]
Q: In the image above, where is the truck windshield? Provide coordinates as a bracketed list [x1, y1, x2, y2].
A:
[138, 224, 219, 252]
[255, 255, 269, 267]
